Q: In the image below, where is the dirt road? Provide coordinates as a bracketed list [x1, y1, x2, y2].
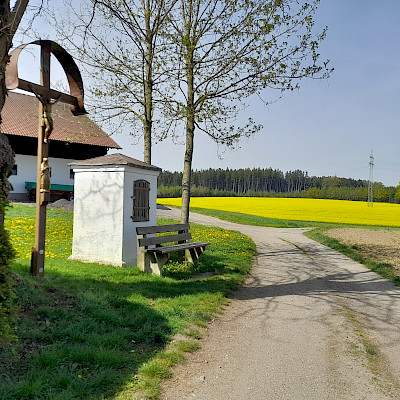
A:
[158, 208, 400, 400]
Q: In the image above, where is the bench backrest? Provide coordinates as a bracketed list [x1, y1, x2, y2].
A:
[136, 223, 191, 248]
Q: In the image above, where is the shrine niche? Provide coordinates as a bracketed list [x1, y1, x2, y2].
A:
[68, 153, 161, 267]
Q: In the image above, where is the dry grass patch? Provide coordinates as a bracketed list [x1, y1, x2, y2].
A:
[325, 228, 400, 275]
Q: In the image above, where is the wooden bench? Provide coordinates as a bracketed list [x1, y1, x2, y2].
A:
[136, 223, 210, 276]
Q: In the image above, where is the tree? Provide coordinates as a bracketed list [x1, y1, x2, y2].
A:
[0, 0, 29, 133]
[165, 0, 332, 222]
[50, 0, 177, 164]
[395, 183, 400, 203]
[322, 176, 341, 188]
[374, 187, 390, 203]
[0, 0, 30, 343]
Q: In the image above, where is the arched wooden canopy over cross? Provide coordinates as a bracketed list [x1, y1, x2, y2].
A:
[6, 39, 86, 115]
[5, 40, 86, 277]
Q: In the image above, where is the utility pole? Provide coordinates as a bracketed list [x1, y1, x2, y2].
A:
[368, 150, 374, 207]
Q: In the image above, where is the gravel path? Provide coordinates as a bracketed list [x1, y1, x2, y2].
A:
[158, 208, 400, 400]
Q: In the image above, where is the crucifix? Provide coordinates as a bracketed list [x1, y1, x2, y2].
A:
[5, 40, 86, 277]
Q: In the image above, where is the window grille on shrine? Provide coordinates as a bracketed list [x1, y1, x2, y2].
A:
[132, 180, 150, 222]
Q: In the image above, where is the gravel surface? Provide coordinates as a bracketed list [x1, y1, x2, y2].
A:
[158, 208, 400, 400]
[48, 199, 74, 211]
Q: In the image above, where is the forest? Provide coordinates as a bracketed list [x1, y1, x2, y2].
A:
[158, 168, 400, 203]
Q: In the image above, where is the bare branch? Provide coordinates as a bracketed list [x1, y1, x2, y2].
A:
[9, 0, 30, 35]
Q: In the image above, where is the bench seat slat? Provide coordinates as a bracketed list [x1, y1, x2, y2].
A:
[146, 241, 210, 254]
[136, 223, 190, 235]
[139, 232, 191, 247]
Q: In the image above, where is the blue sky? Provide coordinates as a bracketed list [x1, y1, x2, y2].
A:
[13, 0, 400, 186]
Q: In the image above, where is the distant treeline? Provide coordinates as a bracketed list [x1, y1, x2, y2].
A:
[158, 168, 400, 203]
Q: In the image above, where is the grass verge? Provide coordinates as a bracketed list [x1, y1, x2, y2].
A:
[1, 204, 256, 400]
[305, 228, 400, 287]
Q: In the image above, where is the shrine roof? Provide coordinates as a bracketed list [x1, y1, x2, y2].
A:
[69, 153, 162, 172]
[1, 91, 121, 149]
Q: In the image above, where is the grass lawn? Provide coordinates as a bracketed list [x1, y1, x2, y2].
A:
[1, 204, 256, 400]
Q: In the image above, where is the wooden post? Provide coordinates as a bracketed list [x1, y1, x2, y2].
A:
[30, 42, 51, 277]
[5, 39, 86, 277]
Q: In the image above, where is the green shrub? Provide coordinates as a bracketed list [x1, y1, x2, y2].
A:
[0, 220, 17, 344]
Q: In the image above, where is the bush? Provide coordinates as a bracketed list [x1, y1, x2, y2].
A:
[0, 134, 17, 343]
[157, 185, 182, 198]
[0, 220, 17, 344]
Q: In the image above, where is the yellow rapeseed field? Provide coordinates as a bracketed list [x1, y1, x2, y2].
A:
[158, 197, 400, 227]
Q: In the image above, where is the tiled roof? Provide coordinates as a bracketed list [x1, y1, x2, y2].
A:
[69, 153, 162, 172]
[1, 91, 121, 149]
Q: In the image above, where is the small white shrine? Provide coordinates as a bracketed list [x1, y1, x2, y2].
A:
[68, 153, 161, 267]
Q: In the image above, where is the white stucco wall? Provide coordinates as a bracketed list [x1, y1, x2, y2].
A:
[70, 164, 159, 267]
[69, 167, 125, 266]
[9, 154, 75, 196]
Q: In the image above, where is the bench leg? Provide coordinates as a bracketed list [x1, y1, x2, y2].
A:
[140, 252, 169, 276]
[137, 244, 147, 273]
[151, 253, 169, 276]
[137, 242, 170, 276]
[185, 246, 206, 265]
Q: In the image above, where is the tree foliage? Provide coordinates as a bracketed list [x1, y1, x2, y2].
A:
[52, 0, 331, 222]
[50, 0, 178, 164]
[395, 182, 400, 202]
[159, 168, 368, 194]
[158, 167, 399, 203]
[163, 0, 332, 222]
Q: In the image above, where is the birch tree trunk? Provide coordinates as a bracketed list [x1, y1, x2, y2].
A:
[181, 64, 195, 223]
[143, 0, 153, 164]
[180, 0, 194, 223]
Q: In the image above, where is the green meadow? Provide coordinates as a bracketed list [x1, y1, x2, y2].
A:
[1, 204, 255, 400]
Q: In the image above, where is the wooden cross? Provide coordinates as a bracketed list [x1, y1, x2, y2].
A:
[6, 40, 85, 277]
